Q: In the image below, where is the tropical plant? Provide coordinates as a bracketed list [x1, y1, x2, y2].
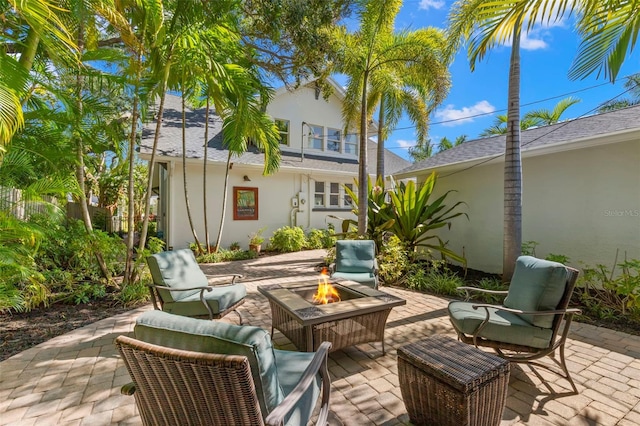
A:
[479, 113, 541, 136]
[377, 235, 410, 285]
[385, 173, 467, 263]
[305, 228, 337, 250]
[408, 139, 434, 161]
[524, 97, 581, 125]
[335, 0, 450, 235]
[268, 226, 307, 253]
[598, 73, 640, 112]
[248, 227, 267, 246]
[437, 135, 467, 152]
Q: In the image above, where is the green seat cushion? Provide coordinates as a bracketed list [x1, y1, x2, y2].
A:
[161, 283, 246, 317]
[134, 310, 284, 416]
[330, 271, 377, 288]
[273, 349, 321, 426]
[448, 301, 553, 349]
[504, 256, 569, 328]
[146, 249, 208, 302]
[335, 240, 376, 273]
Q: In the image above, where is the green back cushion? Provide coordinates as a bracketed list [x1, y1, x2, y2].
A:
[335, 240, 375, 273]
[147, 249, 208, 302]
[134, 310, 284, 416]
[504, 256, 568, 328]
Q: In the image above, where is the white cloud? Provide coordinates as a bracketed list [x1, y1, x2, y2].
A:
[435, 101, 496, 126]
[396, 139, 416, 150]
[419, 0, 445, 11]
[520, 32, 548, 50]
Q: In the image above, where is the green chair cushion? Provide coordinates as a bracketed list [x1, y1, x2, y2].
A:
[334, 240, 376, 274]
[134, 310, 284, 416]
[330, 271, 377, 288]
[448, 301, 553, 349]
[273, 349, 321, 426]
[160, 283, 246, 317]
[504, 256, 568, 328]
[147, 249, 208, 302]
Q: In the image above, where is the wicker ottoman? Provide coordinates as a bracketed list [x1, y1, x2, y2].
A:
[398, 335, 510, 426]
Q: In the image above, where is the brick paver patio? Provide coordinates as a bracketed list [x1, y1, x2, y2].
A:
[1, 249, 639, 425]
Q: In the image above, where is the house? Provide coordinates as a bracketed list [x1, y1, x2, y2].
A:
[139, 78, 410, 251]
[393, 105, 640, 274]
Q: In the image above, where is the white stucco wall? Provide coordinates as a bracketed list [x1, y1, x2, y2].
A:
[423, 139, 640, 273]
[164, 160, 356, 250]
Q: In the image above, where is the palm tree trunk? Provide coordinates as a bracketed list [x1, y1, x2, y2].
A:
[18, 29, 40, 71]
[358, 70, 370, 236]
[203, 97, 211, 253]
[74, 17, 111, 283]
[123, 47, 142, 285]
[503, 22, 523, 281]
[137, 62, 170, 255]
[376, 94, 385, 184]
[214, 151, 233, 253]
[181, 93, 202, 254]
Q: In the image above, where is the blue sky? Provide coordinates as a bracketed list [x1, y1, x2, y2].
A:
[332, 0, 640, 161]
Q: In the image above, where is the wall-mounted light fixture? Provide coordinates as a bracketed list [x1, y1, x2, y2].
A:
[243, 175, 251, 182]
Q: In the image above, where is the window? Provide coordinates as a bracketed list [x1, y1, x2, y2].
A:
[344, 183, 354, 207]
[327, 128, 341, 152]
[275, 119, 289, 145]
[233, 187, 258, 220]
[308, 125, 323, 150]
[345, 133, 357, 155]
[314, 181, 325, 206]
[329, 183, 340, 206]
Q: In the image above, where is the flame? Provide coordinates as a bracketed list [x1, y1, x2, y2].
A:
[313, 268, 341, 304]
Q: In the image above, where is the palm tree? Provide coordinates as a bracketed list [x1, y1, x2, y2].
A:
[524, 97, 581, 125]
[598, 73, 640, 112]
[336, 0, 451, 235]
[370, 28, 451, 182]
[437, 135, 467, 152]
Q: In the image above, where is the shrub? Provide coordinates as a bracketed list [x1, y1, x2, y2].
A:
[268, 226, 306, 252]
[404, 260, 465, 297]
[306, 227, 336, 250]
[197, 249, 258, 263]
[378, 235, 410, 285]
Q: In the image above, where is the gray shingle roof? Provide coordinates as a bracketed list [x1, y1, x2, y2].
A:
[395, 104, 640, 175]
[140, 94, 410, 175]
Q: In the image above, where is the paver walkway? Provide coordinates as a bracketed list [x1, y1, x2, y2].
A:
[1, 250, 639, 425]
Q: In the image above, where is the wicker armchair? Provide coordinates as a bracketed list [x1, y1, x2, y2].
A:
[146, 249, 245, 323]
[117, 311, 332, 426]
[448, 256, 581, 393]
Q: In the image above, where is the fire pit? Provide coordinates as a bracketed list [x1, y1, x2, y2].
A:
[258, 275, 406, 353]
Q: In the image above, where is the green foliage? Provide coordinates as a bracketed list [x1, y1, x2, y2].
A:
[305, 227, 336, 250]
[474, 278, 509, 304]
[29, 214, 126, 305]
[378, 235, 410, 285]
[521, 241, 539, 256]
[229, 242, 241, 251]
[545, 253, 570, 264]
[197, 249, 258, 263]
[578, 256, 640, 321]
[404, 260, 465, 296]
[268, 226, 307, 252]
[248, 227, 267, 245]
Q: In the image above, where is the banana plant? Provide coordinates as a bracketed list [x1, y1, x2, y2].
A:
[386, 172, 467, 264]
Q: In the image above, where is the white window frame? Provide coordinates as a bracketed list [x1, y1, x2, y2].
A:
[327, 127, 341, 152]
[314, 181, 325, 207]
[344, 133, 358, 155]
[275, 119, 290, 145]
[307, 124, 324, 150]
[343, 183, 354, 207]
[329, 182, 340, 207]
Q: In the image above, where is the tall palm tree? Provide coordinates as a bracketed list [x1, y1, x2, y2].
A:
[437, 135, 467, 152]
[336, 0, 450, 235]
[370, 27, 451, 182]
[524, 96, 581, 125]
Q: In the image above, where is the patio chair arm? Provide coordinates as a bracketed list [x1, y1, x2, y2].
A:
[204, 274, 243, 285]
[147, 283, 212, 293]
[457, 286, 508, 301]
[265, 341, 332, 426]
[472, 304, 582, 316]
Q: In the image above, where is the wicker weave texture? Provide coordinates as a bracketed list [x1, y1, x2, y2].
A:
[116, 336, 264, 426]
[398, 336, 510, 426]
[269, 301, 391, 352]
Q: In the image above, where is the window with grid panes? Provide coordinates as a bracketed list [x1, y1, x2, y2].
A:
[344, 183, 354, 207]
[329, 183, 340, 206]
[308, 125, 323, 150]
[344, 133, 357, 154]
[327, 128, 341, 152]
[274, 119, 289, 145]
[314, 181, 325, 206]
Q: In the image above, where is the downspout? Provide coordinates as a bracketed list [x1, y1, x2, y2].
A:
[301, 121, 308, 161]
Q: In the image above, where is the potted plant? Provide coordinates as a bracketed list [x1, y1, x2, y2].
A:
[248, 227, 266, 253]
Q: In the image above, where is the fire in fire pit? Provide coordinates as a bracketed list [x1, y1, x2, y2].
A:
[313, 268, 341, 304]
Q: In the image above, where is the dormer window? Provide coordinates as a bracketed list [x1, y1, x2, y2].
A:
[308, 124, 323, 150]
[327, 128, 341, 152]
[275, 119, 289, 145]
